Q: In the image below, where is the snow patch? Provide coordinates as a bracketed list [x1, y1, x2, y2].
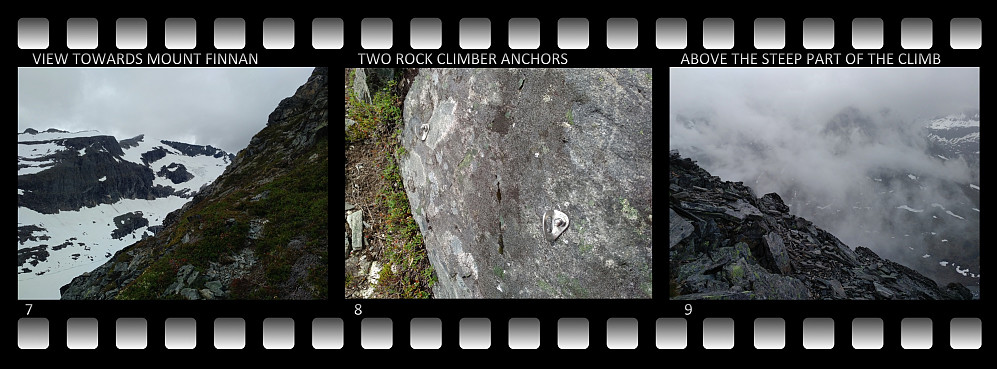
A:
[897, 205, 924, 213]
[926, 114, 980, 130]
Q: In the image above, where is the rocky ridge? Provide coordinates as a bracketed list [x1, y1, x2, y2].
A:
[669, 150, 971, 300]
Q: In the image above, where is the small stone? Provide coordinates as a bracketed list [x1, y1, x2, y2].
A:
[345, 202, 356, 211]
[348, 210, 363, 251]
[180, 288, 200, 300]
[206, 281, 225, 297]
[249, 219, 269, 240]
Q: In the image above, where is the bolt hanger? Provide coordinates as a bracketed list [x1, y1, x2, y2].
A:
[543, 209, 569, 242]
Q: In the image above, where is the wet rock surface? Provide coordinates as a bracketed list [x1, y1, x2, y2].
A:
[398, 68, 653, 298]
[669, 151, 970, 300]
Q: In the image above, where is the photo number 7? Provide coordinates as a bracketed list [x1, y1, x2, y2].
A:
[25, 304, 33, 315]
[684, 304, 692, 316]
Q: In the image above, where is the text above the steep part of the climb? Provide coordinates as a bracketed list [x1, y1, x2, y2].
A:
[358, 52, 569, 66]
[680, 52, 941, 66]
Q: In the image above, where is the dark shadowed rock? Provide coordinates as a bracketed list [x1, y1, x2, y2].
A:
[111, 211, 148, 239]
[18, 136, 156, 213]
[157, 163, 195, 184]
[669, 151, 970, 300]
[398, 68, 652, 298]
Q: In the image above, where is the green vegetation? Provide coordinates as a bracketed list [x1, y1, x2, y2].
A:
[346, 69, 402, 143]
[492, 266, 505, 279]
[117, 113, 329, 300]
[620, 197, 640, 221]
[731, 264, 745, 280]
[566, 109, 574, 125]
[376, 149, 435, 298]
[345, 69, 435, 299]
[457, 148, 478, 170]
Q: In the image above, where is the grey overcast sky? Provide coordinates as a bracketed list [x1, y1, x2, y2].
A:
[17, 67, 315, 154]
[670, 68, 979, 265]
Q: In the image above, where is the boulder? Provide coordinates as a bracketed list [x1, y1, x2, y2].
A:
[398, 68, 653, 298]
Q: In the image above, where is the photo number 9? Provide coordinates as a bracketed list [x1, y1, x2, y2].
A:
[684, 304, 692, 316]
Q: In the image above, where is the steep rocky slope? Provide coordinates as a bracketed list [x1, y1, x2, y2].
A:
[669, 151, 972, 300]
[61, 67, 329, 300]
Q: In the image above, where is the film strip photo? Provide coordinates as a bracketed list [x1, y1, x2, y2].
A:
[14, 9, 985, 354]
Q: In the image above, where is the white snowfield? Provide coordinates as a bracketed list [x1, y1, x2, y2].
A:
[17, 130, 231, 300]
[17, 197, 188, 299]
[925, 113, 980, 130]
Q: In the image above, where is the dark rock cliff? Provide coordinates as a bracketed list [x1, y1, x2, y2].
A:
[18, 136, 156, 213]
[669, 151, 971, 300]
[61, 67, 329, 300]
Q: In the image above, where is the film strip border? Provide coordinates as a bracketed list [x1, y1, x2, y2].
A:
[17, 316, 985, 350]
[16, 17, 984, 51]
[15, 14, 985, 353]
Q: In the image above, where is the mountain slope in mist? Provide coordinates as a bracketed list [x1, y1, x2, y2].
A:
[669, 151, 972, 300]
[669, 68, 980, 296]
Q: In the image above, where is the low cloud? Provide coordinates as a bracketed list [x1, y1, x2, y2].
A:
[17, 68, 314, 154]
[670, 68, 979, 278]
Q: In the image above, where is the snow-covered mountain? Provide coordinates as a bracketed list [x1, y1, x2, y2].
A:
[18, 128, 233, 299]
[924, 111, 980, 169]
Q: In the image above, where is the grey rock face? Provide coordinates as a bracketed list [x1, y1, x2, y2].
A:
[398, 68, 653, 298]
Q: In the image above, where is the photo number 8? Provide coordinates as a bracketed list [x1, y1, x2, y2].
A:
[684, 304, 692, 316]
